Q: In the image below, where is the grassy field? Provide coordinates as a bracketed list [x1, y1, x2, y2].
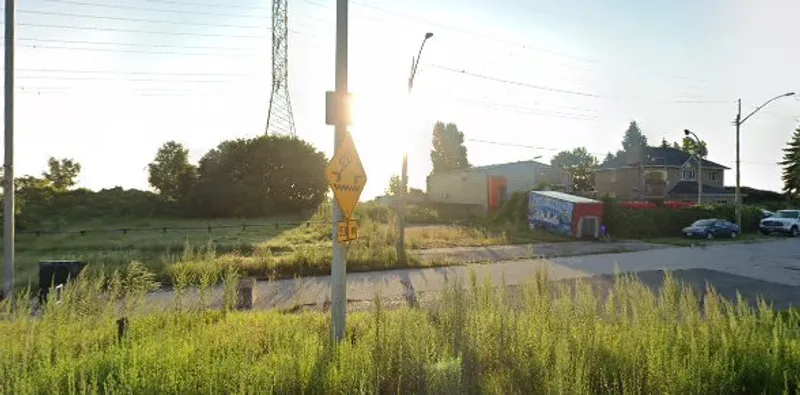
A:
[1, 266, 799, 394]
[4, 202, 567, 288]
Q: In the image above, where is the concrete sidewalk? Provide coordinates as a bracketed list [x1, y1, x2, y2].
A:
[146, 238, 800, 313]
[411, 240, 671, 264]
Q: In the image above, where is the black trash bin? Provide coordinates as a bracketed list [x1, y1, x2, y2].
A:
[39, 260, 85, 302]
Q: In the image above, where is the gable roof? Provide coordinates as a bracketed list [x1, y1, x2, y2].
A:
[434, 160, 552, 176]
[598, 146, 730, 170]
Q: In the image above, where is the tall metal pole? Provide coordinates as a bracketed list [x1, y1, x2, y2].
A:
[396, 153, 407, 263]
[396, 33, 432, 264]
[3, 0, 15, 300]
[697, 152, 703, 205]
[734, 92, 794, 228]
[735, 99, 742, 229]
[331, 0, 348, 342]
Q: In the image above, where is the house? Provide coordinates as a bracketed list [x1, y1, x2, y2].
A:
[594, 146, 736, 204]
[426, 160, 571, 214]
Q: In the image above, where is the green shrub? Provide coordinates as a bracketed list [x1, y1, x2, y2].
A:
[602, 197, 764, 239]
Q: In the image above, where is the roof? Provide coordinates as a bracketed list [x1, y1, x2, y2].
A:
[598, 146, 730, 170]
[530, 190, 601, 204]
[668, 181, 732, 195]
[434, 160, 552, 176]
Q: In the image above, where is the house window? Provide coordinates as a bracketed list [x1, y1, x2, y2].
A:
[709, 171, 718, 181]
[682, 169, 696, 180]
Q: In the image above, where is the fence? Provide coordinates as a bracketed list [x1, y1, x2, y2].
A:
[16, 220, 329, 238]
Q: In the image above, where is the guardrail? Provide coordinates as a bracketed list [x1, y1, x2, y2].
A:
[17, 220, 329, 237]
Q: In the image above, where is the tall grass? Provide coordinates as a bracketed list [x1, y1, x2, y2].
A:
[1, 263, 799, 394]
[9, 201, 571, 289]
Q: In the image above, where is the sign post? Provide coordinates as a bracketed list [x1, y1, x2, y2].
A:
[326, 0, 367, 342]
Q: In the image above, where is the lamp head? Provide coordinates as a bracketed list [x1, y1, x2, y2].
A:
[784, 92, 796, 97]
[425, 32, 434, 39]
[684, 129, 691, 136]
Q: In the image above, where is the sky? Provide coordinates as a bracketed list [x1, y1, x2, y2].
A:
[1, 0, 799, 200]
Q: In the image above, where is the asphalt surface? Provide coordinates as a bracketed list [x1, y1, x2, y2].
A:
[147, 238, 800, 312]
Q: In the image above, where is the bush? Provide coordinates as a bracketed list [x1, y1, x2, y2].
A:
[491, 191, 528, 228]
[5, 186, 177, 231]
[602, 197, 763, 239]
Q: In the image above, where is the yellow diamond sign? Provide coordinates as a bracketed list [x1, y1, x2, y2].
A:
[326, 131, 367, 219]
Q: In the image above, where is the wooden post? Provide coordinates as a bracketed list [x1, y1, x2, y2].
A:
[236, 277, 256, 310]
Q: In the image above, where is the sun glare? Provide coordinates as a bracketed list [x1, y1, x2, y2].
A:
[351, 90, 414, 156]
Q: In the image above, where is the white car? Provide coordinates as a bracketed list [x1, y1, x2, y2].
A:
[759, 210, 800, 237]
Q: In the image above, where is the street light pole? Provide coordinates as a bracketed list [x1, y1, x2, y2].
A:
[684, 129, 703, 205]
[734, 92, 795, 228]
[396, 32, 433, 265]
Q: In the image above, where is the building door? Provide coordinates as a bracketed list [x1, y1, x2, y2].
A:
[579, 216, 599, 238]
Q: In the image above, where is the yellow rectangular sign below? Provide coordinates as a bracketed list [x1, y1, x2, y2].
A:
[336, 219, 359, 242]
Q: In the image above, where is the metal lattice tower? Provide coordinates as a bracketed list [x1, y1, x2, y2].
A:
[265, 0, 296, 136]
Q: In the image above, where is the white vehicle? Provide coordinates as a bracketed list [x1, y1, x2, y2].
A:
[759, 210, 800, 237]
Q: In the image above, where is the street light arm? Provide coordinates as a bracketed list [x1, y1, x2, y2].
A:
[740, 93, 795, 125]
[408, 34, 432, 92]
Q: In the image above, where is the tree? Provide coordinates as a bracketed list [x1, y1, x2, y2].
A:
[189, 135, 327, 217]
[601, 152, 615, 165]
[680, 136, 708, 158]
[385, 174, 404, 196]
[43, 157, 81, 190]
[430, 121, 469, 174]
[781, 127, 800, 197]
[660, 138, 670, 148]
[621, 121, 648, 153]
[148, 141, 197, 202]
[551, 147, 599, 191]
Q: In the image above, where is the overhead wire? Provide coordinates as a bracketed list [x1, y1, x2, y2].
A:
[17, 9, 268, 29]
[36, 0, 269, 20]
[428, 64, 731, 104]
[464, 138, 784, 167]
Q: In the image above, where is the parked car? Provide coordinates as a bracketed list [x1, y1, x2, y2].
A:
[759, 210, 800, 237]
[759, 208, 775, 219]
[682, 218, 739, 239]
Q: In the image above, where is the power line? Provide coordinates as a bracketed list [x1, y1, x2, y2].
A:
[430, 64, 730, 104]
[17, 9, 268, 29]
[305, 0, 717, 86]
[140, 0, 270, 11]
[18, 22, 268, 39]
[431, 64, 601, 98]
[36, 0, 268, 20]
[19, 43, 264, 57]
[16, 74, 246, 83]
[465, 137, 783, 167]
[18, 38, 260, 53]
[15, 67, 257, 77]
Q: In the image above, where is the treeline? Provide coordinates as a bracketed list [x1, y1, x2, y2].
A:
[3, 135, 328, 230]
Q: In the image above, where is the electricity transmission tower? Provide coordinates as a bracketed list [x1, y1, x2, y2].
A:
[265, 0, 296, 136]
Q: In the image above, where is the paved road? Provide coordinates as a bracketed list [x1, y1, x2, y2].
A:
[147, 238, 800, 311]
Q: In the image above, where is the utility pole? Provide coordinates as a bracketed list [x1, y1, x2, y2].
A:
[330, 0, 348, 342]
[735, 99, 741, 228]
[3, 0, 15, 300]
[733, 92, 794, 229]
[396, 32, 433, 264]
